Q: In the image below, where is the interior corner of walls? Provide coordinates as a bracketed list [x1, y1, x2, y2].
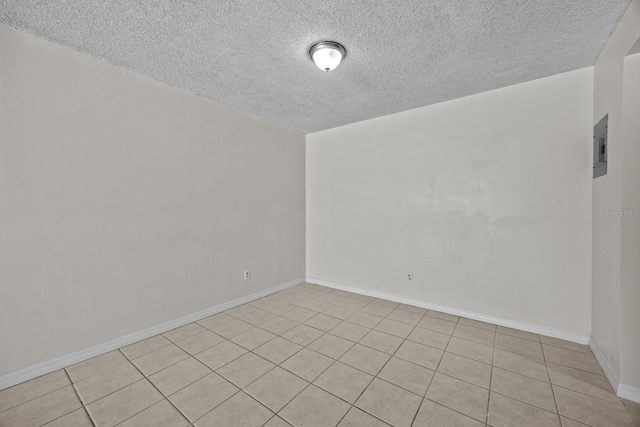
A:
[589, 336, 620, 393]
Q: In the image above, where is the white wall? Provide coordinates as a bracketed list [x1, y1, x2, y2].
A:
[620, 52, 640, 393]
[307, 68, 593, 335]
[592, 0, 640, 394]
[0, 24, 305, 377]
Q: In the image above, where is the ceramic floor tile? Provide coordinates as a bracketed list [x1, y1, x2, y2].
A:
[540, 336, 591, 354]
[377, 356, 434, 396]
[66, 351, 128, 383]
[437, 352, 491, 389]
[446, 337, 494, 365]
[209, 318, 254, 339]
[413, 399, 484, 427]
[348, 311, 385, 329]
[553, 385, 635, 427]
[280, 385, 351, 427]
[425, 310, 459, 323]
[263, 416, 294, 426]
[417, 317, 457, 335]
[386, 308, 423, 325]
[281, 324, 324, 346]
[407, 327, 451, 350]
[280, 348, 334, 382]
[355, 378, 422, 427]
[225, 304, 258, 318]
[395, 340, 443, 370]
[197, 312, 235, 330]
[560, 416, 592, 427]
[308, 333, 354, 359]
[245, 367, 308, 412]
[196, 391, 273, 427]
[397, 303, 428, 315]
[493, 348, 549, 382]
[548, 362, 619, 404]
[194, 340, 247, 370]
[361, 303, 395, 317]
[230, 327, 276, 350]
[453, 324, 496, 347]
[458, 318, 496, 331]
[169, 372, 238, 421]
[372, 298, 399, 308]
[249, 299, 293, 316]
[0, 370, 69, 412]
[322, 305, 357, 320]
[253, 336, 302, 364]
[259, 316, 299, 335]
[149, 357, 211, 396]
[543, 346, 603, 375]
[622, 399, 640, 426]
[425, 373, 489, 422]
[74, 361, 143, 404]
[304, 313, 342, 331]
[131, 343, 190, 376]
[163, 323, 206, 342]
[6, 284, 624, 427]
[174, 330, 225, 355]
[120, 336, 172, 361]
[358, 329, 403, 354]
[216, 352, 275, 388]
[491, 367, 557, 412]
[0, 386, 81, 427]
[43, 408, 93, 427]
[338, 299, 371, 312]
[374, 318, 414, 338]
[118, 399, 189, 427]
[239, 308, 277, 326]
[329, 321, 371, 342]
[281, 307, 317, 323]
[313, 361, 373, 403]
[86, 379, 163, 427]
[488, 392, 561, 427]
[495, 333, 544, 360]
[339, 344, 391, 375]
[338, 407, 390, 427]
[496, 326, 540, 342]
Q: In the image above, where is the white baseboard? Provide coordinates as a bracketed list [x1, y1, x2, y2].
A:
[589, 337, 620, 394]
[0, 277, 304, 391]
[588, 338, 640, 404]
[618, 384, 640, 404]
[306, 277, 590, 344]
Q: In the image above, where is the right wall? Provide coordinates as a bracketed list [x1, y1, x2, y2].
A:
[592, 0, 640, 400]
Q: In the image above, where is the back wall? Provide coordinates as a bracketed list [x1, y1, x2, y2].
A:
[307, 67, 593, 336]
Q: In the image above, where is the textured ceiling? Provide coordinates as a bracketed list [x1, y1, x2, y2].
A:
[0, 1, 631, 133]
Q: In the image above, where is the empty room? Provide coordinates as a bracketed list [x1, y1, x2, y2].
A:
[1, 1, 639, 426]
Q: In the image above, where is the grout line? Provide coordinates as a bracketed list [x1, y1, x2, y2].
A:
[63, 368, 98, 427]
[0, 377, 71, 416]
[486, 327, 497, 425]
[116, 348, 194, 426]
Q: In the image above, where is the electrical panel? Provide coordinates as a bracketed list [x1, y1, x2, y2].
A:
[593, 115, 608, 178]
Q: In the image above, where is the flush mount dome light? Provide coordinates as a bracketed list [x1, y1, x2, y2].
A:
[309, 41, 346, 72]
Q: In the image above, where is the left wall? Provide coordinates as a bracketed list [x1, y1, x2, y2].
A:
[0, 24, 305, 378]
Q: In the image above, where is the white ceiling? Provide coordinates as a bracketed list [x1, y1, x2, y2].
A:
[0, 1, 631, 133]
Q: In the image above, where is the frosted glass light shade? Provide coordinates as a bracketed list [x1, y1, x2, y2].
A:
[309, 41, 346, 72]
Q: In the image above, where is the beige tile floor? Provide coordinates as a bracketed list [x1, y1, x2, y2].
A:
[1, 283, 639, 427]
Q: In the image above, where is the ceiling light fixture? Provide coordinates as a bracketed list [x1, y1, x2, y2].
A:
[309, 41, 346, 72]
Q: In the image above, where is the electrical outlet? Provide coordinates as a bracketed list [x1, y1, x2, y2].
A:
[407, 272, 413, 281]
[243, 270, 251, 280]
